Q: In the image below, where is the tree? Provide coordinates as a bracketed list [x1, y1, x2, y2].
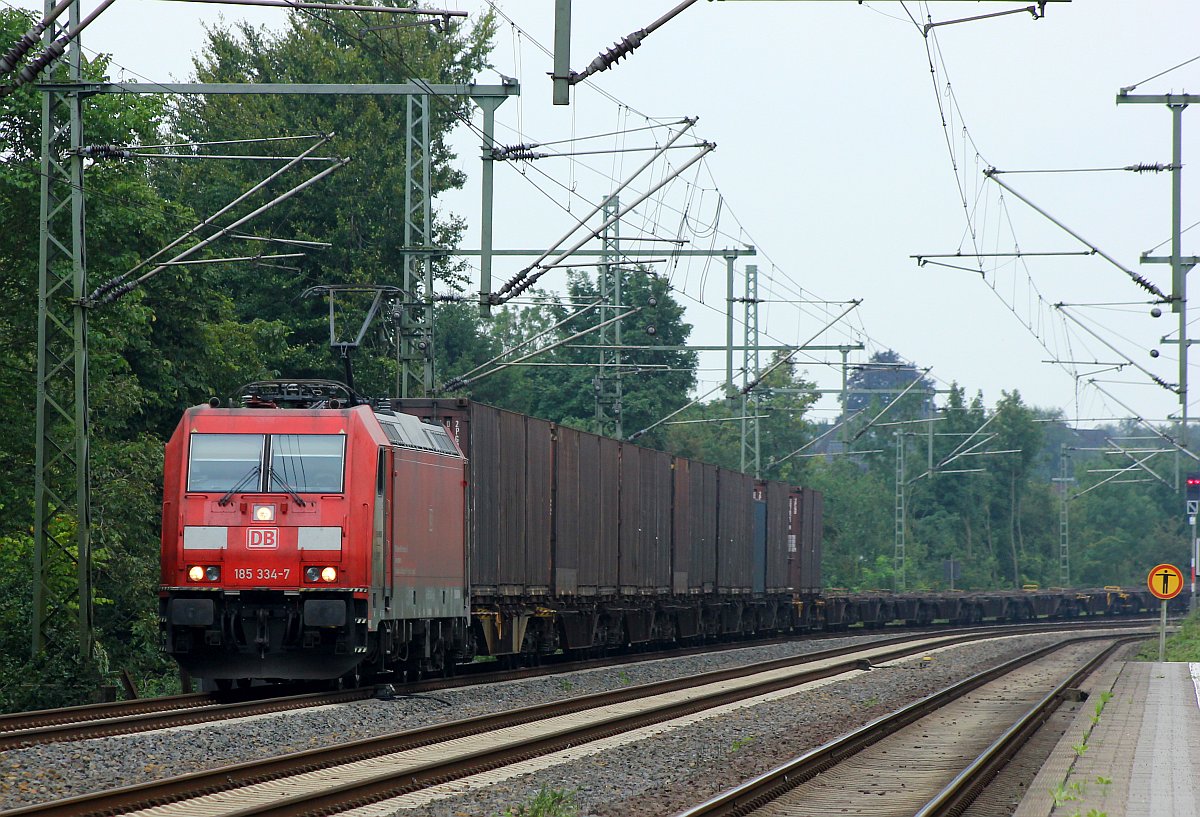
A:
[664, 351, 818, 480]
[451, 269, 697, 442]
[983, 391, 1043, 587]
[909, 384, 996, 587]
[0, 7, 313, 710]
[844, 349, 934, 415]
[160, 8, 496, 396]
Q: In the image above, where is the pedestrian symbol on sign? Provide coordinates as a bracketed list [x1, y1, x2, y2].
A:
[1147, 563, 1184, 600]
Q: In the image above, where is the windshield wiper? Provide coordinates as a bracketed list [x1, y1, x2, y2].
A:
[268, 467, 307, 507]
[217, 465, 260, 506]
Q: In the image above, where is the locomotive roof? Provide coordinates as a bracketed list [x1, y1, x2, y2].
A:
[372, 411, 461, 456]
[178, 403, 460, 458]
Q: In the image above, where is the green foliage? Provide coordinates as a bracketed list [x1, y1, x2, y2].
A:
[664, 350, 817, 479]
[0, 4, 496, 711]
[436, 268, 700, 447]
[1051, 782, 1082, 806]
[1136, 610, 1200, 661]
[729, 735, 755, 752]
[500, 787, 578, 817]
[160, 8, 496, 396]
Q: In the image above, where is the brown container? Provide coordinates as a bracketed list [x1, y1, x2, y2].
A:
[496, 409, 527, 590]
[553, 425, 620, 594]
[716, 468, 753, 592]
[617, 443, 673, 592]
[811, 488, 824, 592]
[671, 458, 692, 593]
[797, 487, 824, 595]
[553, 425, 581, 595]
[392, 399, 553, 596]
[523, 415, 553, 593]
[691, 461, 718, 591]
[644, 446, 673, 591]
[468, 404, 500, 591]
[596, 435, 620, 590]
[765, 481, 790, 592]
[787, 487, 802, 593]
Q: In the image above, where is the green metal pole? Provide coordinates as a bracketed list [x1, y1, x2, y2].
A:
[1172, 105, 1187, 475]
[478, 96, 502, 315]
[552, 0, 571, 105]
[725, 253, 735, 400]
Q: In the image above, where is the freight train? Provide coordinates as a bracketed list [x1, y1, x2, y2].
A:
[158, 380, 1170, 686]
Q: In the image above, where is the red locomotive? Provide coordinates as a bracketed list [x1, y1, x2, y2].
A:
[160, 381, 471, 684]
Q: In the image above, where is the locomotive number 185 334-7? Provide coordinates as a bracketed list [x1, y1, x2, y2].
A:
[233, 568, 291, 581]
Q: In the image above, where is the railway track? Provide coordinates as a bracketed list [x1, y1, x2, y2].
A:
[673, 635, 1138, 817]
[0, 625, 1149, 817]
[0, 616, 1158, 751]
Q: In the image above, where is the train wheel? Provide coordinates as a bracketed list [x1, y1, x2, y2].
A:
[215, 678, 233, 692]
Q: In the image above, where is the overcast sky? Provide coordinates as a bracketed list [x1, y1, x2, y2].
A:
[12, 0, 1200, 427]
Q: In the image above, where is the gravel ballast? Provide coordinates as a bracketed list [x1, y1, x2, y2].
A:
[0, 629, 1118, 815]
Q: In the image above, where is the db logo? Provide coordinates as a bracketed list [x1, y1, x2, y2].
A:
[247, 528, 279, 549]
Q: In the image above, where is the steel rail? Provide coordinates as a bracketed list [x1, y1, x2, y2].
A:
[913, 638, 1135, 817]
[0, 691, 213, 735]
[0, 617, 1158, 751]
[0, 687, 377, 750]
[673, 633, 1145, 817]
[1, 627, 1099, 817]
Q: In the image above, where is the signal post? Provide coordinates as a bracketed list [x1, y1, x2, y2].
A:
[1189, 473, 1200, 609]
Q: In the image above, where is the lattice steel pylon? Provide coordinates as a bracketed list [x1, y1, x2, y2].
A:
[740, 264, 761, 477]
[594, 196, 622, 437]
[894, 429, 906, 592]
[1058, 444, 1071, 587]
[398, 87, 434, 397]
[32, 0, 92, 659]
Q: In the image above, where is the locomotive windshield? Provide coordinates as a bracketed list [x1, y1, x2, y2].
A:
[188, 434, 265, 491]
[269, 434, 344, 493]
[188, 433, 345, 494]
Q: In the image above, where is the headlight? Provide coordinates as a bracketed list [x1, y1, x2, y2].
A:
[305, 566, 321, 582]
[320, 566, 338, 582]
[188, 565, 204, 582]
[205, 565, 221, 581]
[252, 504, 276, 522]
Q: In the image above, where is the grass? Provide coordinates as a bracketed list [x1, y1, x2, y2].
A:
[729, 735, 755, 753]
[1134, 609, 1200, 661]
[500, 787, 578, 817]
[1048, 682, 1116, 814]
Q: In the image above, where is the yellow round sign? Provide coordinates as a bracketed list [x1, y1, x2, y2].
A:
[1147, 563, 1185, 600]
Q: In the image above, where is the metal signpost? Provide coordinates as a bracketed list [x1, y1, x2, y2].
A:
[1147, 562, 1184, 662]
[1188, 474, 1200, 609]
